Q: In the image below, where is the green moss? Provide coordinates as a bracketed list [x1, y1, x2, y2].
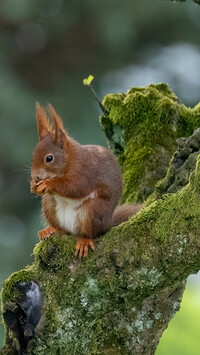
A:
[1, 179, 199, 354]
[0, 345, 15, 355]
[101, 84, 200, 202]
[33, 234, 75, 270]
[1, 267, 35, 310]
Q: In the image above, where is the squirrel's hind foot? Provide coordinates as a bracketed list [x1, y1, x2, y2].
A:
[75, 237, 95, 258]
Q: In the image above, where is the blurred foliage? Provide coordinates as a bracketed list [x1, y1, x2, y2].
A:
[0, 0, 200, 351]
[172, 0, 200, 4]
[156, 282, 200, 355]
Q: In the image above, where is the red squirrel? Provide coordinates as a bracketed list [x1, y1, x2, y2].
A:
[30, 103, 141, 257]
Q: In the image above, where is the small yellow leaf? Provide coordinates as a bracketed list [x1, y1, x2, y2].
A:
[83, 75, 94, 86]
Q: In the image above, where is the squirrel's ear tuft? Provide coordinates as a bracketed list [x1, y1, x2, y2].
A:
[47, 103, 67, 145]
[36, 102, 52, 140]
[58, 129, 67, 149]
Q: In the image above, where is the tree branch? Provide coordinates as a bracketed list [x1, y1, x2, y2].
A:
[1, 84, 200, 355]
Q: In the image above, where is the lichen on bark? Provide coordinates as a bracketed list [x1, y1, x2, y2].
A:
[147, 127, 200, 204]
[1, 84, 200, 355]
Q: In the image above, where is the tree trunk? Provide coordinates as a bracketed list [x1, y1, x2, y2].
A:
[1, 84, 200, 355]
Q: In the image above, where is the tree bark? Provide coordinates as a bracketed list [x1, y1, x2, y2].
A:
[1, 84, 200, 355]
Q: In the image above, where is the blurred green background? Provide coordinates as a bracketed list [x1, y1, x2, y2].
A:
[0, 0, 200, 353]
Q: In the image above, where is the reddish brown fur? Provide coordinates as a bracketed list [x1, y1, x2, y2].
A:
[31, 103, 142, 256]
[112, 204, 142, 226]
[77, 194, 113, 238]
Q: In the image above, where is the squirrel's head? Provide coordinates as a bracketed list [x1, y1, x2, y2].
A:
[31, 103, 70, 181]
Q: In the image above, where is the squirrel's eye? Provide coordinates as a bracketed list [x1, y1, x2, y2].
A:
[46, 155, 54, 163]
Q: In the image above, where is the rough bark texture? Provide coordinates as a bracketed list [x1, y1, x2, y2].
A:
[1, 84, 200, 355]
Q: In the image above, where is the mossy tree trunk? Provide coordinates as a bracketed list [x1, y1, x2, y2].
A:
[1, 84, 200, 355]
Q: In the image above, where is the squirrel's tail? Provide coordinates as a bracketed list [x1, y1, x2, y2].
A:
[112, 204, 142, 227]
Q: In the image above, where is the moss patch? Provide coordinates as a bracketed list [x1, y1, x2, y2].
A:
[1, 268, 35, 310]
[101, 84, 200, 202]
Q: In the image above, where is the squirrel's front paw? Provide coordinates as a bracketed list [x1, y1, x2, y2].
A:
[38, 227, 59, 240]
[36, 179, 51, 195]
[30, 179, 38, 194]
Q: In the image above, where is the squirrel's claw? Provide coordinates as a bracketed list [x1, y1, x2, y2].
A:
[75, 237, 95, 258]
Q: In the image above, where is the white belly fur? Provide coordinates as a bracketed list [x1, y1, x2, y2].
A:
[54, 193, 95, 235]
